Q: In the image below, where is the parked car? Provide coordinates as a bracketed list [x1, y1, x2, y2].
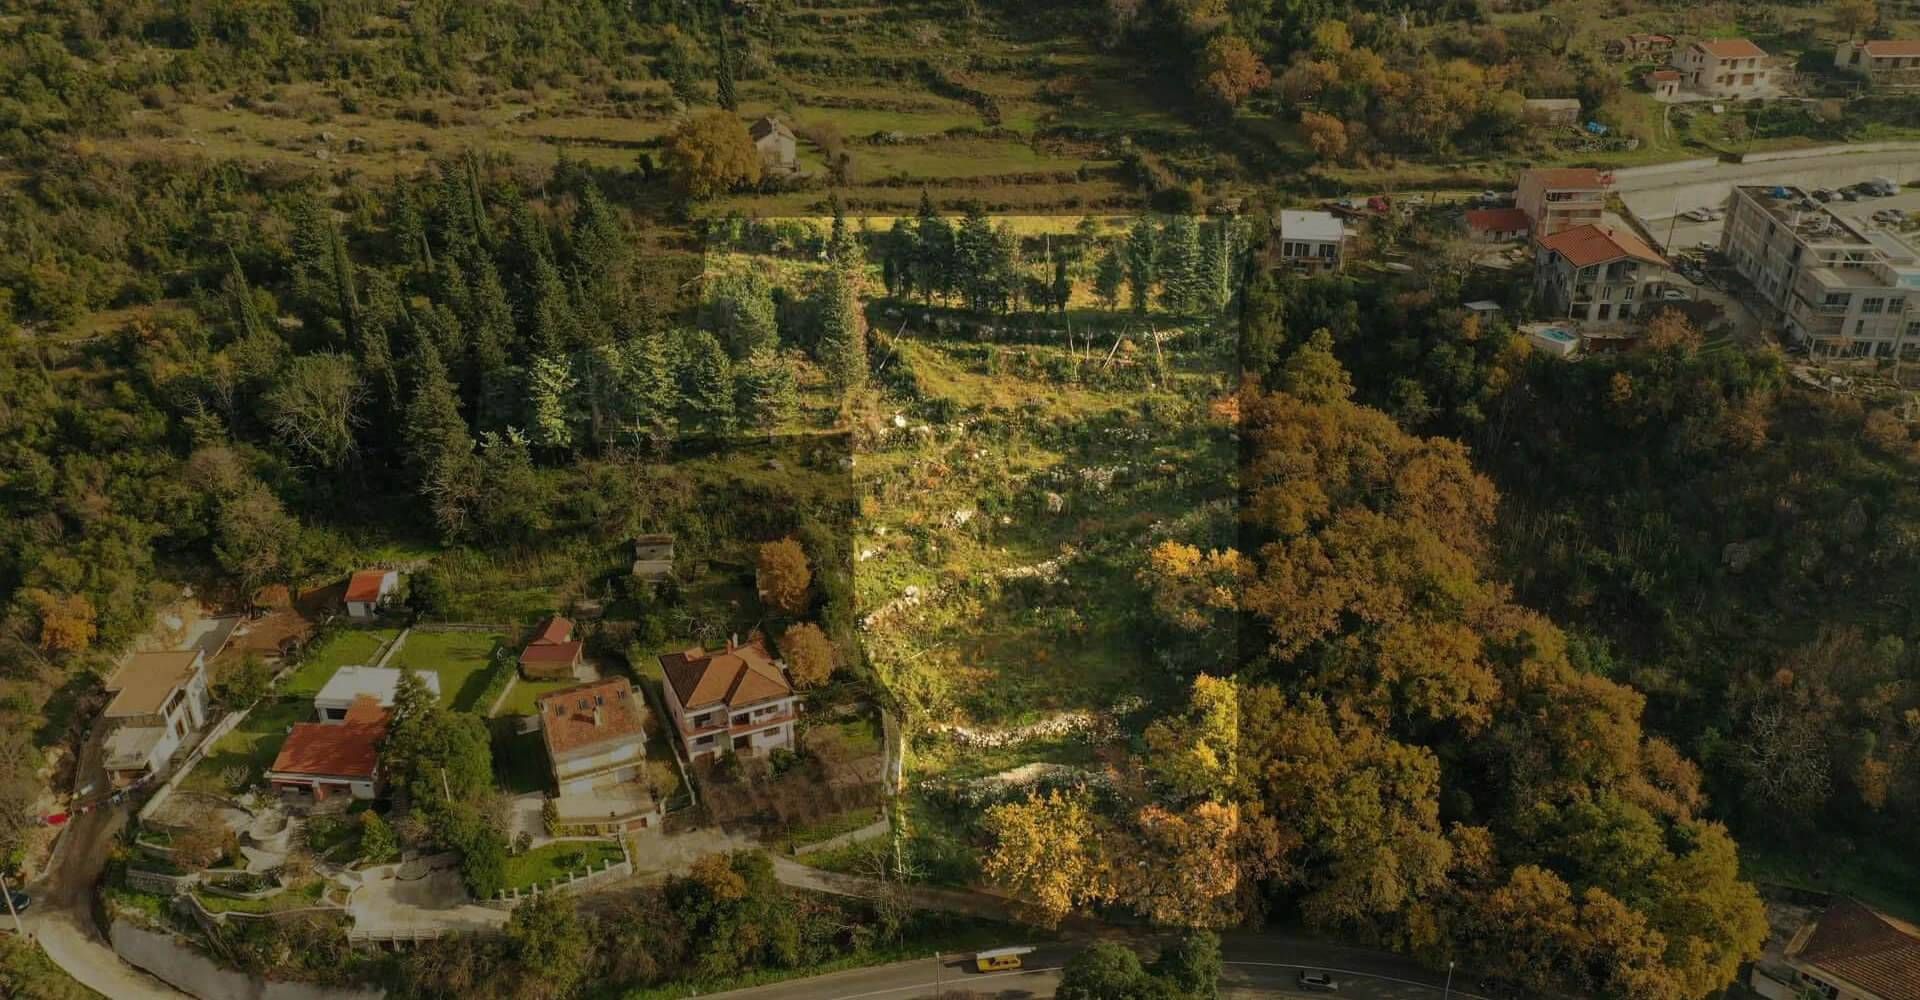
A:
[1812, 188, 1836, 202]
[1661, 288, 1689, 300]
[1682, 208, 1712, 222]
[1838, 188, 1861, 201]
[4, 890, 27, 914]
[1298, 970, 1340, 992]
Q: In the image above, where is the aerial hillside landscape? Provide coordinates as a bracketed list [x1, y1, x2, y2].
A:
[2, 2, 1920, 1000]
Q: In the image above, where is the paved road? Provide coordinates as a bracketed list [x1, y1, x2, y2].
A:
[703, 934, 1493, 1000]
[24, 731, 188, 999]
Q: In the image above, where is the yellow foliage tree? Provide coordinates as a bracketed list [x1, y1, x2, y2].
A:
[981, 789, 1111, 927]
[25, 589, 97, 655]
[664, 112, 763, 200]
[756, 537, 812, 615]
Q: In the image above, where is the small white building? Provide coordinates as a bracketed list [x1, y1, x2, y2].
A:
[1276, 210, 1348, 274]
[344, 570, 399, 619]
[102, 650, 211, 787]
[314, 665, 440, 722]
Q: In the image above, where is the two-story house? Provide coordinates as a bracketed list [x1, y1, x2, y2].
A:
[1835, 39, 1920, 90]
[1532, 224, 1671, 325]
[102, 650, 211, 787]
[659, 636, 797, 761]
[1720, 185, 1920, 358]
[537, 677, 660, 833]
[1671, 38, 1772, 99]
[1275, 210, 1347, 274]
[1515, 168, 1612, 238]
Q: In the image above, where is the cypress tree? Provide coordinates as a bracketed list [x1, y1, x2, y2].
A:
[815, 266, 867, 392]
[1125, 217, 1157, 314]
[735, 347, 797, 436]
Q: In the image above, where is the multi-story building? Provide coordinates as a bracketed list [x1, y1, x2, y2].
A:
[537, 677, 660, 833]
[1672, 38, 1772, 99]
[1532, 224, 1671, 325]
[1720, 185, 1920, 358]
[102, 650, 211, 787]
[658, 635, 798, 761]
[1275, 210, 1347, 274]
[1835, 39, 1920, 89]
[1515, 168, 1612, 237]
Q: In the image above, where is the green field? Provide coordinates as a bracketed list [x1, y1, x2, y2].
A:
[502, 840, 626, 892]
[492, 676, 581, 717]
[182, 698, 309, 794]
[387, 631, 506, 712]
[279, 629, 399, 698]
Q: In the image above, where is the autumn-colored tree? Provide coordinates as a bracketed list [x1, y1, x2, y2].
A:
[1832, 0, 1878, 39]
[1198, 35, 1271, 109]
[1298, 111, 1349, 164]
[755, 537, 812, 615]
[981, 789, 1111, 927]
[1643, 310, 1703, 354]
[777, 623, 834, 688]
[1138, 541, 1247, 633]
[664, 112, 763, 200]
[1278, 329, 1353, 404]
[1109, 801, 1245, 927]
[1143, 674, 1238, 802]
[23, 589, 96, 655]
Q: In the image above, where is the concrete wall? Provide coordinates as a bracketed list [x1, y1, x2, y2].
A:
[110, 922, 385, 1000]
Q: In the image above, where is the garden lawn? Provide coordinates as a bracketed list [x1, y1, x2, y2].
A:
[278, 628, 398, 697]
[182, 698, 309, 794]
[193, 879, 326, 915]
[502, 840, 625, 892]
[387, 631, 505, 712]
[490, 719, 551, 796]
[493, 675, 579, 717]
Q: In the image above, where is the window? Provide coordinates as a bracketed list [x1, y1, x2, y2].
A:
[1891, 297, 1906, 313]
[1601, 286, 1613, 301]
[1624, 285, 1635, 301]
[1825, 293, 1852, 309]
[1318, 243, 1336, 259]
[1597, 304, 1613, 320]
[1857, 320, 1868, 335]
[1619, 304, 1633, 320]
[1863, 297, 1886, 314]
[692, 712, 715, 729]
[731, 713, 750, 727]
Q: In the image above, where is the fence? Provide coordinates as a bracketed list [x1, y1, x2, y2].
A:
[136, 706, 253, 823]
[485, 842, 634, 910]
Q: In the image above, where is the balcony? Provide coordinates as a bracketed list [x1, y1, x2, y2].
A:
[730, 711, 795, 735]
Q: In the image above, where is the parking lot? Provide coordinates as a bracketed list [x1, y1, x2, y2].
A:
[1643, 182, 1920, 257]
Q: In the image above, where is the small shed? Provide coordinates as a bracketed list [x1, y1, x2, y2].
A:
[1464, 207, 1532, 243]
[633, 534, 676, 583]
[1644, 69, 1681, 99]
[749, 116, 797, 170]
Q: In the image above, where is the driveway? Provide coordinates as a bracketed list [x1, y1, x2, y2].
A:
[346, 858, 507, 938]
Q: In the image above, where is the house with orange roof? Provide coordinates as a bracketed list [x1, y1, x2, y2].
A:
[267, 694, 387, 802]
[658, 635, 797, 761]
[344, 569, 399, 619]
[1836, 39, 1920, 89]
[1514, 168, 1613, 238]
[537, 677, 660, 833]
[1532, 224, 1671, 325]
[1749, 897, 1920, 1000]
[520, 615, 586, 681]
[1464, 207, 1531, 243]
[1671, 38, 1773, 99]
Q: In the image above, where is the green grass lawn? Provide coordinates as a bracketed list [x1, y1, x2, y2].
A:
[279, 629, 398, 697]
[493, 675, 580, 717]
[502, 840, 625, 892]
[387, 631, 506, 712]
[491, 719, 551, 796]
[182, 698, 309, 794]
[786, 805, 885, 848]
[193, 878, 326, 915]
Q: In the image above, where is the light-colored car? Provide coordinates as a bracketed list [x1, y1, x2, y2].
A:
[1298, 970, 1340, 992]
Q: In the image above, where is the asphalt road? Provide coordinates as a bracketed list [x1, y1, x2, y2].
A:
[704, 934, 1495, 1000]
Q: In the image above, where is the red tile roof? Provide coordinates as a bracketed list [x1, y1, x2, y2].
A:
[1538, 224, 1667, 269]
[270, 698, 386, 780]
[531, 616, 574, 645]
[521, 641, 583, 665]
[1695, 38, 1766, 59]
[1792, 899, 1920, 1000]
[659, 636, 792, 711]
[537, 677, 646, 755]
[1465, 208, 1531, 234]
[1862, 40, 1920, 58]
[344, 570, 391, 604]
[1522, 167, 1610, 191]
[1646, 69, 1681, 81]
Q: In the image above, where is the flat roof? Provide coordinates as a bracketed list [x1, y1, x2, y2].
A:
[315, 665, 440, 706]
[1736, 186, 1871, 247]
[1278, 210, 1345, 243]
[104, 651, 203, 718]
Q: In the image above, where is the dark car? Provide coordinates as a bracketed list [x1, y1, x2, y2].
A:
[1298, 970, 1340, 991]
[4, 890, 27, 914]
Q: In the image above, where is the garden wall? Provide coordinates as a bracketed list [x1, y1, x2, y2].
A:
[109, 921, 384, 1000]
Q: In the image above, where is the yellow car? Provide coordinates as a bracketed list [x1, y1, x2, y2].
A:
[973, 946, 1034, 972]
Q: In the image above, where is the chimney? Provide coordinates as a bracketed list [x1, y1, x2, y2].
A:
[593, 706, 603, 727]
[727, 633, 739, 652]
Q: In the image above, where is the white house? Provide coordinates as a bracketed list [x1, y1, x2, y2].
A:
[658, 635, 798, 761]
[313, 665, 439, 722]
[1276, 210, 1348, 274]
[1671, 38, 1773, 99]
[344, 570, 399, 619]
[268, 695, 386, 802]
[102, 650, 210, 787]
[538, 677, 661, 834]
[1532, 223, 1672, 325]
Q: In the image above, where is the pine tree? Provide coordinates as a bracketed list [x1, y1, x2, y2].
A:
[716, 45, 739, 111]
[707, 268, 779, 359]
[620, 334, 679, 441]
[1158, 214, 1202, 314]
[1052, 257, 1072, 315]
[329, 218, 361, 344]
[954, 203, 997, 313]
[914, 191, 953, 304]
[403, 332, 475, 481]
[568, 183, 629, 332]
[815, 266, 868, 392]
[679, 330, 735, 433]
[530, 255, 580, 357]
[827, 192, 855, 265]
[1125, 217, 1158, 314]
[1095, 246, 1126, 311]
[734, 348, 797, 436]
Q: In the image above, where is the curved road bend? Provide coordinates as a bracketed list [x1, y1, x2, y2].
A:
[703, 935, 1494, 1000]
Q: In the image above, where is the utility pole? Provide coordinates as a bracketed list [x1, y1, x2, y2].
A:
[1444, 959, 1455, 1000]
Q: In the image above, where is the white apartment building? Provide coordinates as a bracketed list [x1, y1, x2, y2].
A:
[1721, 185, 1920, 358]
[102, 650, 210, 787]
[1672, 38, 1773, 99]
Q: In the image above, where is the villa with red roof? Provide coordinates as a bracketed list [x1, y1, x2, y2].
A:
[344, 569, 399, 619]
[267, 694, 387, 802]
[1464, 207, 1531, 243]
[658, 635, 797, 761]
[1836, 39, 1920, 89]
[1671, 38, 1773, 99]
[537, 677, 659, 833]
[1532, 224, 1671, 326]
[520, 615, 585, 681]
